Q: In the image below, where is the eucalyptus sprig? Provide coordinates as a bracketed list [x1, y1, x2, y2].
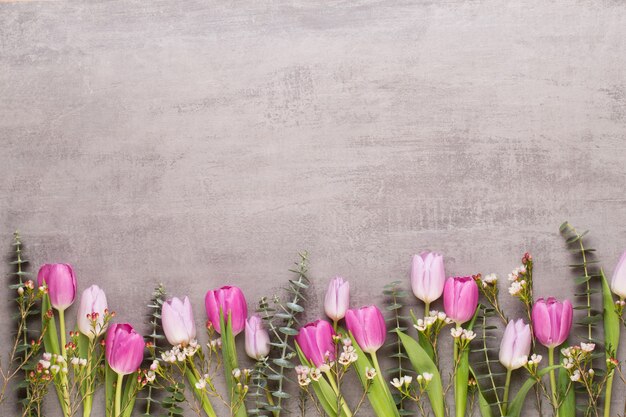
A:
[141, 284, 167, 417]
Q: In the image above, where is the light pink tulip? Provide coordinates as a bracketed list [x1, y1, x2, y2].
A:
[77, 285, 108, 339]
[162, 296, 196, 346]
[531, 297, 573, 348]
[611, 251, 626, 298]
[324, 277, 350, 322]
[345, 305, 386, 354]
[499, 319, 532, 370]
[443, 276, 479, 324]
[105, 323, 144, 375]
[245, 315, 270, 360]
[37, 263, 76, 311]
[205, 286, 247, 335]
[295, 320, 335, 367]
[411, 252, 446, 304]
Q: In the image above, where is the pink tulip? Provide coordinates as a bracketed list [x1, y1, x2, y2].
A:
[499, 319, 532, 370]
[245, 315, 271, 360]
[37, 263, 77, 311]
[411, 252, 446, 304]
[531, 297, 573, 348]
[162, 296, 196, 346]
[324, 277, 350, 322]
[295, 320, 335, 367]
[77, 285, 108, 339]
[345, 305, 386, 354]
[105, 323, 144, 375]
[611, 251, 626, 298]
[443, 276, 479, 324]
[205, 286, 247, 335]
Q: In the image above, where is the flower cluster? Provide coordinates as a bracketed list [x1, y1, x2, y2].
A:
[160, 340, 200, 363]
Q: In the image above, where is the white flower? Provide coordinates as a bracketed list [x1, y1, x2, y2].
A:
[461, 329, 476, 341]
[570, 370, 581, 382]
[145, 371, 156, 383]
[310, 368, 322, 381]
[391, 378, 403, 388]
[508, 280, 525, 296]
[563, 358, 574, 369]
[295, 366, 310, 376]
[589, 369, 595, 377]
[581, 343, 595, 353]
[232, 368, 241, 379]
[528, 354, 542, 366]
[70, 357, 80, 366]
[195, 379, 206, 389]
[423, 372, 433, 382]
[365, 367, 377, 380]
[437, 312, 447, 321]
[403, 376, 413, 386]
[50, 365, 60, 374]
[39, 360, 51, 370]
[483, 273, 498, 285]
[298, 375, 311, 387]
[561, 347, 573, 358]
[150, 360, 159, 371]
[450, 328, 463, 338]
[43, 353, 52, 361]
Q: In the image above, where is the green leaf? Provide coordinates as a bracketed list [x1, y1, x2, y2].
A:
[470, 367, 495, 417]
[105, 364, 116, 417]
[601, 269, 620, 417]
[295, 344, 341, 417]
[398, 331, 444, 417]
[220, 312, 248, 417]
[506, 365, 560, 417]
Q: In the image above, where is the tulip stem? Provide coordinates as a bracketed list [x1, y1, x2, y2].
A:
[58, 308, 67, 356]
[548, 347, 559, 417]
[324, 370, 352, 417]
[424, 302, 430, 316]
[115, 373, 123, 417]
[371, 352, 393, 404]
[502, 368, 512, 415]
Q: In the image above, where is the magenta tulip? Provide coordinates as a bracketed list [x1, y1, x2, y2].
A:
[162, 296, 196, 346]
[345, 305, 386, 354]
[499, 319, 532, 370]
[611, 251, 626, 298]
[205, 286, 248, 335]
[105, 323, 144, 375]
[443, 276, 479, 324]
[324, 277, 350, 322]
[295, 320, 335, 367]
[411, 252, 446, 304]
[37, 263, 77, 311]
[531, 297, 573, 348]
[77, 285, 108, 339]
[245, 315, 271, 360]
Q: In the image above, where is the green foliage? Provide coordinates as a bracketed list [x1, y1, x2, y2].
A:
[382, 281, 412, 415]
[505, 366, 560, 417]
[252, 252, 310, 416]
[161, 382, 186, 417]
[141, 284, 167, 416]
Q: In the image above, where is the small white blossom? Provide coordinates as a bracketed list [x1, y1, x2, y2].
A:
[581, 343, 595, 353]
[365, 367, 377, 380]
[570, 370, 581, 382]
[423, 372, 433, 382]
[450, 328, 463, 338]
[195, 379, 206, 389]
[310, 368, 322, 381]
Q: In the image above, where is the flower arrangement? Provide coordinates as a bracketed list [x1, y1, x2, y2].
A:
[2, 222, 626, 417]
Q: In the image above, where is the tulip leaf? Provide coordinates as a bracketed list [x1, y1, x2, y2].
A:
[105, 364, 116, 417]
[470, 367, 494, 417]
[601, 268, 620, 417]
[505, 365, 560, 417]
[455, 312, 479, 417]
[295, 344, 341, 417]
[398, 331, 444, 417]
[185, 367, 218, 417]
[121, 371, 138, 417]
[557, 359, 575, 417]
[219, 311, 248, 417]
[41, 294, 67, 413]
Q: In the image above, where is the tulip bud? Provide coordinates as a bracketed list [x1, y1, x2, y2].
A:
[245, 315, 271, 360]
[610, 251, 626, 298]
[324, 277, 350, 322]
[205, 286, 248, 335]
[531, 297, 573, 348]
[499, 319, 531, 370]
[77, 285, 108, 339]
[411, 252, 446, 304]
[162, 296, 196, 346]
[443, 276, 479, 324]
[105, 323, 144, 375]
[37, 264, 77, 311]
[295, 320, 335, 367]
[345, 305, 386, 354]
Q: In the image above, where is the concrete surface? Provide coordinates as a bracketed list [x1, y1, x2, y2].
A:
[1, 0, 625, 416]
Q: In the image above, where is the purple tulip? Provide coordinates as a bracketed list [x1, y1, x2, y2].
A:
[611, 251, 626, 298]
[295, 320, 335, 367]
[162, 296, 196, 346]
[531, 297, 573, 348]
[77, 285, 108, 339]
[105, 323, 144, 375]
[499, 319, 532, 370]
[324, 277, 350, 322]
[245, 315, 271, 360]
[443, 276, 479, 324]
[37, 264, 77, 311]
[411, 252, 446, 304]
[345, 305, 386, 354]
[205, 286, 248, 335]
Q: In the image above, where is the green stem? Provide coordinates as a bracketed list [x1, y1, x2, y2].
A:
[424, 302, 430, 317]
[502, 368, 512, 415]
[115, 373, 123, 417]
[58, 308, 67, 356]
[324, 370, 352, 417]
[604, 372, 614, 417]
[549, 347, 560, 417]
[185, 361, 218, 417]
[371, 352, 393, 403]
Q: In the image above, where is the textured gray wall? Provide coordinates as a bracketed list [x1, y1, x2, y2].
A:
[1, 0, 625, 416]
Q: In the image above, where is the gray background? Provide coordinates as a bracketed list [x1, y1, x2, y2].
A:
[1, 0, 625, 416]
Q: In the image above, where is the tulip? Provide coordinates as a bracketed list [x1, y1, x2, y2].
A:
[531, 297, 573, 348]
[611, 251, 626, 298]
[205, 286, 248, 335]
[77, 285, 108, 339]
[245, 315, 270, 360]
[295, 320, 335, 367]
[411, 252, 446, 311]
[532, 297, 573, 417]
[162, 296, 196, 346]
[499, 319, 531, 370]
[345, 305, 386, 354]
[443, 276, 479, 324]
[37, 263, 77, 311]
[324, 277, 350, 322]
